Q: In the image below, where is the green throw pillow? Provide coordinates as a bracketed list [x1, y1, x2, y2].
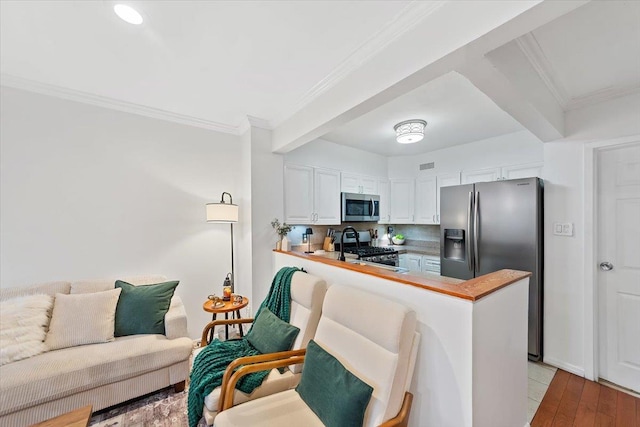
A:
[114, 280, 179, 336]
[296, 340, 373, 427]
[246, 307, 300, 354]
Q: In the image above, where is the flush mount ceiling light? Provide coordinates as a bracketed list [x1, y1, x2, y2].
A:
[114, 4, 143, 25]
[394, 119, 427, 144]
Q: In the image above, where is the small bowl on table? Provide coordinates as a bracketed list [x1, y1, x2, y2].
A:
[391, 236, 405, 245]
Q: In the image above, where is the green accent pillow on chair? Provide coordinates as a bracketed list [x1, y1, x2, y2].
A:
[114, 280, 179, 336]
[296, 340, 374, 427]
[246, 307, 300, 354]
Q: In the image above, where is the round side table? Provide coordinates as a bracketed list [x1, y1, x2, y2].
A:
[202, 297, 249, 341]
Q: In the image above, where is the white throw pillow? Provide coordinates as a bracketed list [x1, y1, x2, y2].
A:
[45, 288, 122, 350]
[0, 294, 54, 366]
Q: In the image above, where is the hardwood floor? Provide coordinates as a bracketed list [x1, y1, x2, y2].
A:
[531, 369, 640, 426]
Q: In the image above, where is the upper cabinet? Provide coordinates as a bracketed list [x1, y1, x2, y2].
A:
[461, 162, 543, 184]
[414, 176, 437, 224]
[501, 162, 544, 180]
[390, 179, 415, 224]
[284, 164, 341, 225]
[436, 172, 461, 223]
[378, 179, 391, 224]
[341, 172, 378, 194]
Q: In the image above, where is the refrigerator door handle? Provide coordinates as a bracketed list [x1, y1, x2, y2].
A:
[474, 191, 480, 273]
[467, 191, 473, 272]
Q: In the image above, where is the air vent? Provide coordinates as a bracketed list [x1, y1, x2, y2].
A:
[419, 162, 435, 170]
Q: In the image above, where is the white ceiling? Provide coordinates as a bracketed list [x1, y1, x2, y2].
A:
[322, 72, 525, 157]
[1, 1, 638, 156]
[0, 0, 410, 130]
[525, 0, 640, 109]
[321, 1, 640, 156]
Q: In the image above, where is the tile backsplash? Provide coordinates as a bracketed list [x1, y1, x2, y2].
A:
[286, 222, 440, 252]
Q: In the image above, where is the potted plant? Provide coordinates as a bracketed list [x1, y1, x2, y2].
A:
[271, 218, 293, 250]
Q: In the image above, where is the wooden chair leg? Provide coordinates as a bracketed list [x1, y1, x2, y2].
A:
[173, 380, 186, 393]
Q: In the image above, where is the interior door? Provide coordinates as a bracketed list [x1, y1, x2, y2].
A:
[598, 143, 640, 393]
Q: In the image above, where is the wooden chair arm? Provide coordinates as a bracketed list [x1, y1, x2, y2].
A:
[200, 318, 255, 346]
[221, 354, 307, 411]
[218, 349, 306, 412]
[378, 392, 413, 427]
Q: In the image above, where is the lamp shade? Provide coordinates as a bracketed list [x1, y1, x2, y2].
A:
[206, 203, 238, 223]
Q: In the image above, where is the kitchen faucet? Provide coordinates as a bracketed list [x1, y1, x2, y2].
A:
[338, 226, 360, 261]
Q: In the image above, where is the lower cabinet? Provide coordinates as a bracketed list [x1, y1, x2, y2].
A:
[406, 254, 422, 272]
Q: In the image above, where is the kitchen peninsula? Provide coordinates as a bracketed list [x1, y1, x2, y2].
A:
[274, 250, 531, 427]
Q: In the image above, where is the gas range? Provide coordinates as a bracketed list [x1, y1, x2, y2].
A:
[335, 230, 399, 267]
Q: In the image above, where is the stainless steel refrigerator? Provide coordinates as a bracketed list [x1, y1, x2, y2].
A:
[440, 177, 543, 361]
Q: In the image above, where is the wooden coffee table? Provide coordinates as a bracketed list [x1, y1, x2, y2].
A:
[30, 405, 92, 427]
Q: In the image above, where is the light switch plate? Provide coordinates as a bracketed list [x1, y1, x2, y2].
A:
[553, 222, 574, 236]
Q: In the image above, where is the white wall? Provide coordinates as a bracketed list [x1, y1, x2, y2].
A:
[247, 126, 285, 309]
[0, 87, 243, 339]
[387, 130, 543, 178]
[541, 92, 640, 376]
[284, 137, 388, 177]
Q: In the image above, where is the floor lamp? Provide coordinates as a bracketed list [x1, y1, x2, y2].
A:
[206, 192, 239, 294]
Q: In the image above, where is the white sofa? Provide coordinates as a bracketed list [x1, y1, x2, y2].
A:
[0, 275, 193, 426]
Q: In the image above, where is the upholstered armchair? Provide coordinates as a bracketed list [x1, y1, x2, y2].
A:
[214, 284, 420, 427]
[197, 271, 327, 425]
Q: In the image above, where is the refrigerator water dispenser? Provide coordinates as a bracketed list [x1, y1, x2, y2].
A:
[444, 229, 465, 261]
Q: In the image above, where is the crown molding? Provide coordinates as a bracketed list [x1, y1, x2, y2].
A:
[1, 74, 241, 135]
[269, 0, 447, 128]
[515, 33, 570, 109]
[238, 115, 273, 135]
[516, 33, 640, 111]
[564, 84, 640, 111]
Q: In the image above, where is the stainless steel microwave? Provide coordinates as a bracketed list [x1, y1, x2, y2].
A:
[341, 192, 380, 222]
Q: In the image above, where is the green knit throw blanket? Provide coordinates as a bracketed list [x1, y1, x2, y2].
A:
[187, 266, 301, 427]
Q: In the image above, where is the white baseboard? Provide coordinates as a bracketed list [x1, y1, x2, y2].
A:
[543, 356, 585, 377]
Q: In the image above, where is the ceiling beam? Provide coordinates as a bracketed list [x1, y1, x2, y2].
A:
[272, 0, 587, 153]
[459, 48, 565, 142]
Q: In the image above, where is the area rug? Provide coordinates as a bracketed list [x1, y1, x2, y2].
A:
[89, 386, 207, 427]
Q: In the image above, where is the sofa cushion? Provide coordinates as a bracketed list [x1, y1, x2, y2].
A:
[70, 275, 169, 294]
[114, 280, 179, 336]
[0, 282, 71, 301]
[0, 294, 54, 366]
[45, 289, 122, 351]
[0, 334, 193, 415]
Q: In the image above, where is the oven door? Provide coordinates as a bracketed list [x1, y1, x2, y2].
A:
[341, 193, 380, 222]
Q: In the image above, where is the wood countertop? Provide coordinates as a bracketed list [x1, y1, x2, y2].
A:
[275, 250, 531, 301]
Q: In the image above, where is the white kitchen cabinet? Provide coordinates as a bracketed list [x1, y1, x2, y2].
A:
[422, 255, 441, 275]
[314, 168, 341, 224]
[398, 254, 408, 269]
[406, 254, 422, 272]
[501, 162, 543, 180]
[284, 164, 314, 224]
[377, 179, 391, 224]
[414, 176, 437, 224]
[341, 172, 378, 194]
[461, 167, 501, 184]
[390, 179, 415, 224]
[461, 162, 543, 184]
[436, 172, 461, 223]
[284, 164, 340, 225]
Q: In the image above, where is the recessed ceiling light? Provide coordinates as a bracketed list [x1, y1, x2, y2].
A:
[114, 4, 143, 25]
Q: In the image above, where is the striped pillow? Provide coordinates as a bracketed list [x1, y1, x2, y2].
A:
[45, 288, 122, 350]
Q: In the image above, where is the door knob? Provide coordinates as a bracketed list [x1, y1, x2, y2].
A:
[599, 262, 614, 271]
